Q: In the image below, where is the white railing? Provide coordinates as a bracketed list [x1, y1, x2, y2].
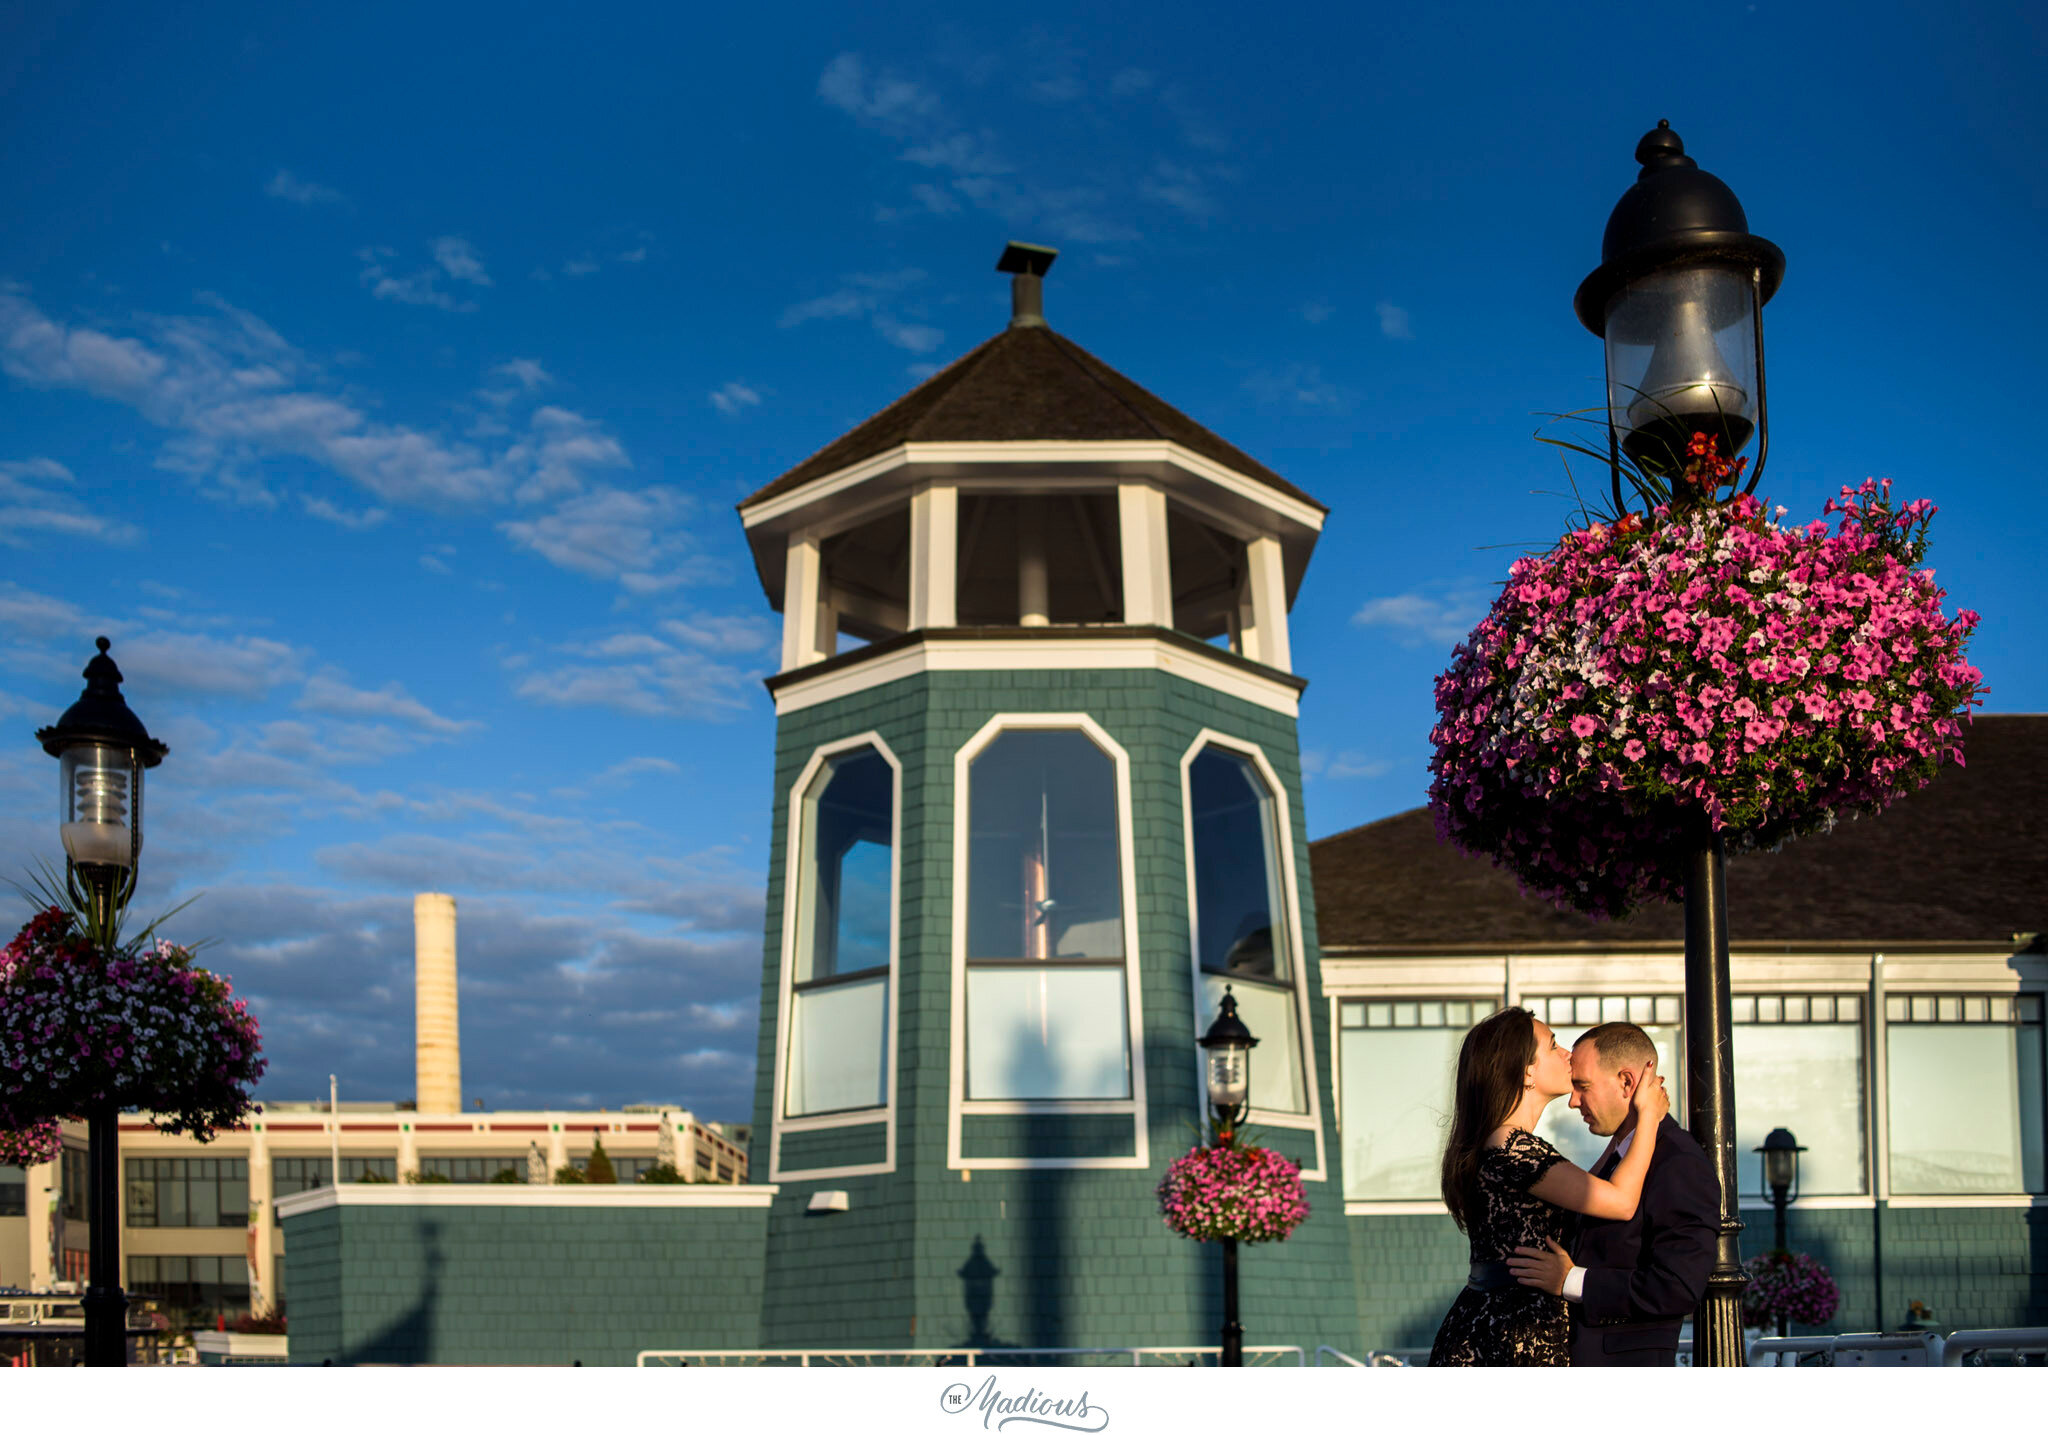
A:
[1943, 1328, 2048, 1366]
[1749, 1331, 1971, 1366]
[637, 1345, 1306, 1368]
[1314, 1345, 1366, 1366]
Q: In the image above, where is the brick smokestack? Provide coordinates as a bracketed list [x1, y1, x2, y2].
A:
[413, 893, 461, 1113]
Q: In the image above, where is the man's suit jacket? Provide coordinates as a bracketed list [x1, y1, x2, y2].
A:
[1569, 1114, 1718, 1367]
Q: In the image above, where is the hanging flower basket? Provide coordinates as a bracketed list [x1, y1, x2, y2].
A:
[1428, 451, 1986, 919]
[0, 907, 265, 1141]
[1741, 1249, 1841, 1329]
[1157, 1136, 1309, 1245]
[0, 1117, 63, 1167]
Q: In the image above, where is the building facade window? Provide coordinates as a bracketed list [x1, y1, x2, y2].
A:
[127, 1254, 249, 1319]
[1339, 998, 1498, 1200]
[270, 1156, 397, 1196]
[1887, 992, 2045, 1195]
[1186, 744, 1308, 1115]
[963, 727, 1131, 1101]
[1734, 994, 1866, 1196]
[62, 1145, 88, 1221]
[784, 744, 895, 1117]
[125, 1157, 249, 1228]
[419, 1155, 525, 1183]
[0, 1163, 24, 1217]
[1528, 994, 1684, 1172]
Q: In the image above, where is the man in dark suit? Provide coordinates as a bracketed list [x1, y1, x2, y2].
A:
[1506, 1021, 1718, 1366]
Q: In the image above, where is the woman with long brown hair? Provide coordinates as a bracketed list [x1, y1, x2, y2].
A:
[1427, 1007, 1666, 1365]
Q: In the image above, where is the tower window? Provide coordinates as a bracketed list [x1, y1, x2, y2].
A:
[963, 728, 1132, 1101]
[784, 745, 895, 1117]
[1187, 745, 1308, 1115]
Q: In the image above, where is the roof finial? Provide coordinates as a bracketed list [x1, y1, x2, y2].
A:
[997, 242, 1058, 328]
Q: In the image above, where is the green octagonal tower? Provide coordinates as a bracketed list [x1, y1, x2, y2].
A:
[741, 244, 1356, 1354]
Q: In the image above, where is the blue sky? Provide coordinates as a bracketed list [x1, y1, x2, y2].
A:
[3, 3, 2042, 1118]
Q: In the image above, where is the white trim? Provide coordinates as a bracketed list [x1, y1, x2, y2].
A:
[948, 714, 1152, 1171]
[1117, 482, 1173, 627]
[908, 483, 958, 630]
[1344, 1200, 1449, 1217]
[1883, 1194, 2046, 1209]
[772, 634, 1301, 719]
[779, 534, 826, 673]
[1737, 1195, 1876, 1211]
[274, 1184, 779, 1218]
[1239, 536, 1291, 673]
[1178, 730, 1328, 1182]
[769, 733, 902, 1182]
[739, 441, 1327, 535]
[959, 1099, 1140, 1116]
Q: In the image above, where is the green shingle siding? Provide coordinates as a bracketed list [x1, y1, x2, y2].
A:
[754, 664, 1355, 1351]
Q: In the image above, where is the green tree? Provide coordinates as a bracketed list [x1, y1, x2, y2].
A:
[636, 1162, 688, 1184]
[584, 1136, 615, 1184]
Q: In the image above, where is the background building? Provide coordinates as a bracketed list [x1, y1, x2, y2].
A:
[1314, 712, 2047, 1350]
[0, 892, 747, 1328]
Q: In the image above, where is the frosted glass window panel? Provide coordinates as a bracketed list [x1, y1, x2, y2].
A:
[786, 975, 889, 1117]
[967, 731, 1122, 961]
[1536, 1024, 1683, 1173]
[1888, 1024, 2045, 1194]
[1340, 1026, 1462, 1200]
[1733, 1022, 1866, 1195]
[1201, 974, 1307, 1115]
[794, 749, 894, 983]
[1187, 749, 1289, 981]
[966, 967, 1130, 1101]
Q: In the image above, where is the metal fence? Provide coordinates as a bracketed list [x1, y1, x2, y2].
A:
[636, 1345, 1307, 1368]
[1749, 1328, 2048, 1367]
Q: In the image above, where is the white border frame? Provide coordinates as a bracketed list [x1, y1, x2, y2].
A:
[1178, 730, 1328, 1182]
[948, 714, 1152, 1171]
[769, 733, 902, 1182]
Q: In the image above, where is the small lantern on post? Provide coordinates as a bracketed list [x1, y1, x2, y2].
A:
[1574, 119, 1785, 510]
[1754, 1127, 1806, 1337]
[1199, 986, 1258, 1138]
[37, 637, 168, 943]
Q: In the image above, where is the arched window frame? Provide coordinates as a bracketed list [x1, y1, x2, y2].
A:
[1179, 729, 1328, 1181]
[769, 732, 901, 1180]
[947, 713, 1152, 1171]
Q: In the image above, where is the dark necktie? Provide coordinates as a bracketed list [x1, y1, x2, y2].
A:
[1595, 1148, 1622, 1181]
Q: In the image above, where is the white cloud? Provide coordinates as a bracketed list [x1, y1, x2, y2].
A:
[358, 244, 476, 312]
[116, 631, 303, 699]
[817, 52, 942, 129]
[709, 380, 761, 416]
[1139, 159, 1217, 218]
[1350, 588, 1487, 647]
[872, 315, 944, 353]
[779, 270, 943, 355]
[562, 258, 601, 277]
[298, 674, 480, 736]
[615, 248, 647, 264]
[1110, 68, 1155, 96]
[511, 635, 757, 720]
[1376, 300, 1414, 340]
[434, 237, 492, 287]
[591, 755, 682, 785]
[658, 614, 777, 654]
[265, 169, 347, 207]
[1244, 363, 1349, 412]
[300, 494, 389, 529]
[1300, 300, 1335, 325]
[1300, 748, 1394, 781]
[0, 289, 636, 518]
[498, 486, 717, 592]
[494, 358, 551, 391]
[0, 457, 142, 546]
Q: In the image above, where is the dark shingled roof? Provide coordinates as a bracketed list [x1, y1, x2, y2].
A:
[1309, 713, 2048, 951]
[740, 323, 1324, 512]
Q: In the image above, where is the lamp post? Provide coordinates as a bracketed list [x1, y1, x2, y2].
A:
[1198, 988, 1257, 1367]
[1575, 121, 1786, 1369]
[1755, 1127, 1805, 1337]
[36, 636, 168, 1368]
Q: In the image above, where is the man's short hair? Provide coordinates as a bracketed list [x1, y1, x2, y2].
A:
[1575, 1021, 1658, 1072]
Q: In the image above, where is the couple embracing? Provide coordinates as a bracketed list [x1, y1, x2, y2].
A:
[1430, 1008, 1717, 1367]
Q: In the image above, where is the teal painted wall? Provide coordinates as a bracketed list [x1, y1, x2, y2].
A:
[280, 1202, 768, 1366]
[1351, 1204, 2048, 1354]
[755, 665, 1356, 1352]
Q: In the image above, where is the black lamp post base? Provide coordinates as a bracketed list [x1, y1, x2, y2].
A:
[1219, 1236, 1243, 1367]
[1694, 1260, 1748, 1367]
[81, 1286, 130, 1366]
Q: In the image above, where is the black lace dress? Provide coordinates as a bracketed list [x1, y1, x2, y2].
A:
[1428, 1129, 1572, 1366]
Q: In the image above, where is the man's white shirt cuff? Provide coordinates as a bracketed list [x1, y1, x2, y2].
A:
[1562, 1266, 1587, 1302]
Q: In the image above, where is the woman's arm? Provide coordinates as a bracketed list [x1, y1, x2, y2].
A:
[1527, 1059, 1668, 1220]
